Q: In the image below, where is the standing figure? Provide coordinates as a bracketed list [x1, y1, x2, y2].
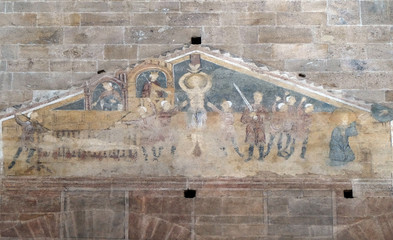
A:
[8, 112, 46, 169]
[141, 71, 171, 106]
[265, 96, 288, 158]
[207, 101, 244, 157]
[156, 100, 187, 156]
[240, 91, 268, 162]
[92, 82, 122, 111]
[295, 103, 314, 159]
[329, 109, 358, 166]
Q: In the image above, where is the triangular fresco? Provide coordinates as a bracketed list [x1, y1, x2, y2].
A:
[1, 45, 392, 178]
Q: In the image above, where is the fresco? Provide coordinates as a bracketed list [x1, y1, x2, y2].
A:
[1, 50, 391, 178]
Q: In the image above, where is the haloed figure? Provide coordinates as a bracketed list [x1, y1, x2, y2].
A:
[240, 92, 268, 162]
[207, 100, 244, 157]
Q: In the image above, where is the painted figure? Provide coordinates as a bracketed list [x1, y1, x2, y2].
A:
[179, 64, 212, 129]
[295, 103, 314, 159]
[207, 101, 244, 157]
[240, 91, 268, 161]
[92, 82, 122, 111]
[8, 112, 46, 169]
[329, 109, 358, 166]
[142, 71, 167, 98]
[266, 96, 290, 158]
[156, 100, 187, 156]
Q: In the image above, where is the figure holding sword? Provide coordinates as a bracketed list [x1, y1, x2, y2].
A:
[235, 83, 268, 162]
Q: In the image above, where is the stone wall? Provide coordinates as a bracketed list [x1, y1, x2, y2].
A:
[0, 0, 392, 109]
[1, 177, 393, 239]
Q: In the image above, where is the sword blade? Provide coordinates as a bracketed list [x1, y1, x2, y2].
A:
[233, 83, 253, 111]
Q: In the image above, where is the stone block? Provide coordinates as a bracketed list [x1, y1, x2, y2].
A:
[0, 90, 33, 104]
[104, 45, 137, 60]
[243, 44, 273, 60]
[7, 60, 49, 72]
[148, 2, 180, 12]
[222, 198, 263, 215]
[49, 45, 104, 59]
[288, 197, 332, 216]
[0, 72, 12, 91]
[341, 89, 385, 103]
[162, 197, 192, 215]
[328, 0, 360, 25]
[180, 2, 224, 12]
[144, 197, 164, 214]
[72, 60, 97, 72]
[386, 90, 393, 102]
[12, 73, 72, 90]
[138, 44, 183, 59]
[195, 224, 222, 236]
[0, 13, 37, 26]
[284, 59, 327, 72]
[277, 12, 327, 25]
[318, 26, 391, 43]
[14, 2, 59, 12]
[64, 27, 124, 44]
[62, 1, 110, 12]
[81, 13, 130, 26]
[240, 27, 259, 44]
[19, 45, 50, 59]
[268, 224, 310, 236]
[221, 12, 276, 26]
[366, 44, 393, 59]
[125, 27, 201, 44]
[203, 27, 241, 45]
[309, 225, 333, 237]
[37, 13, 63, 26]
[167, 13, 220, 26]
[130, 13, 168, 26]
[0, 60, 5, 71]
[195, 198, 222, 215]
[258, 27, 313, 43]
[0, 45, 18, 60]
[272, 44, 328, 59]
[0, 2, 4, 13]
[269, 216, 333, 225]
[301, 0, 327, 12]
[0, 190, 61, 213]
[221, 224, 265, 237]
[98, 60, 131, 73]
[264, 1, 302, 12]
[64, 13, 81, 26]
[366, 197, 393, 216]
[0, 27, 62, 44]
[361, 1, 393, 25]
[328, 44, 367, 59]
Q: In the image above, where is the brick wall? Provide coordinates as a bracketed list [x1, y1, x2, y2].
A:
[1, 177, 393, 239]
[0, 0, 392, 109]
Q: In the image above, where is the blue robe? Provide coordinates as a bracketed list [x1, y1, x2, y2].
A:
[329, 121, 358, 166]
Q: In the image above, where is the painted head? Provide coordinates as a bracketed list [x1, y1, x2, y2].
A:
[286, 95, 296, 106]
[221, 100, 232, 112]
[137, 106, 147, 116]
[253, 92, 263, 104]
[277, 102, 288, 112]
[161, 100, 171, 112]
[304, 103, 314, 113]
[102, 82, 113, 91]
[149, 71, 159, 82]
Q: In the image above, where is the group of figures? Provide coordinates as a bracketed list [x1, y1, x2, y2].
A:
[7, 63, 360, 172]
[210, 91, 314, 162]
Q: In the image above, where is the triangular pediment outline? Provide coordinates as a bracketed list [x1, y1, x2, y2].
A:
[0, 45, 372, 121]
